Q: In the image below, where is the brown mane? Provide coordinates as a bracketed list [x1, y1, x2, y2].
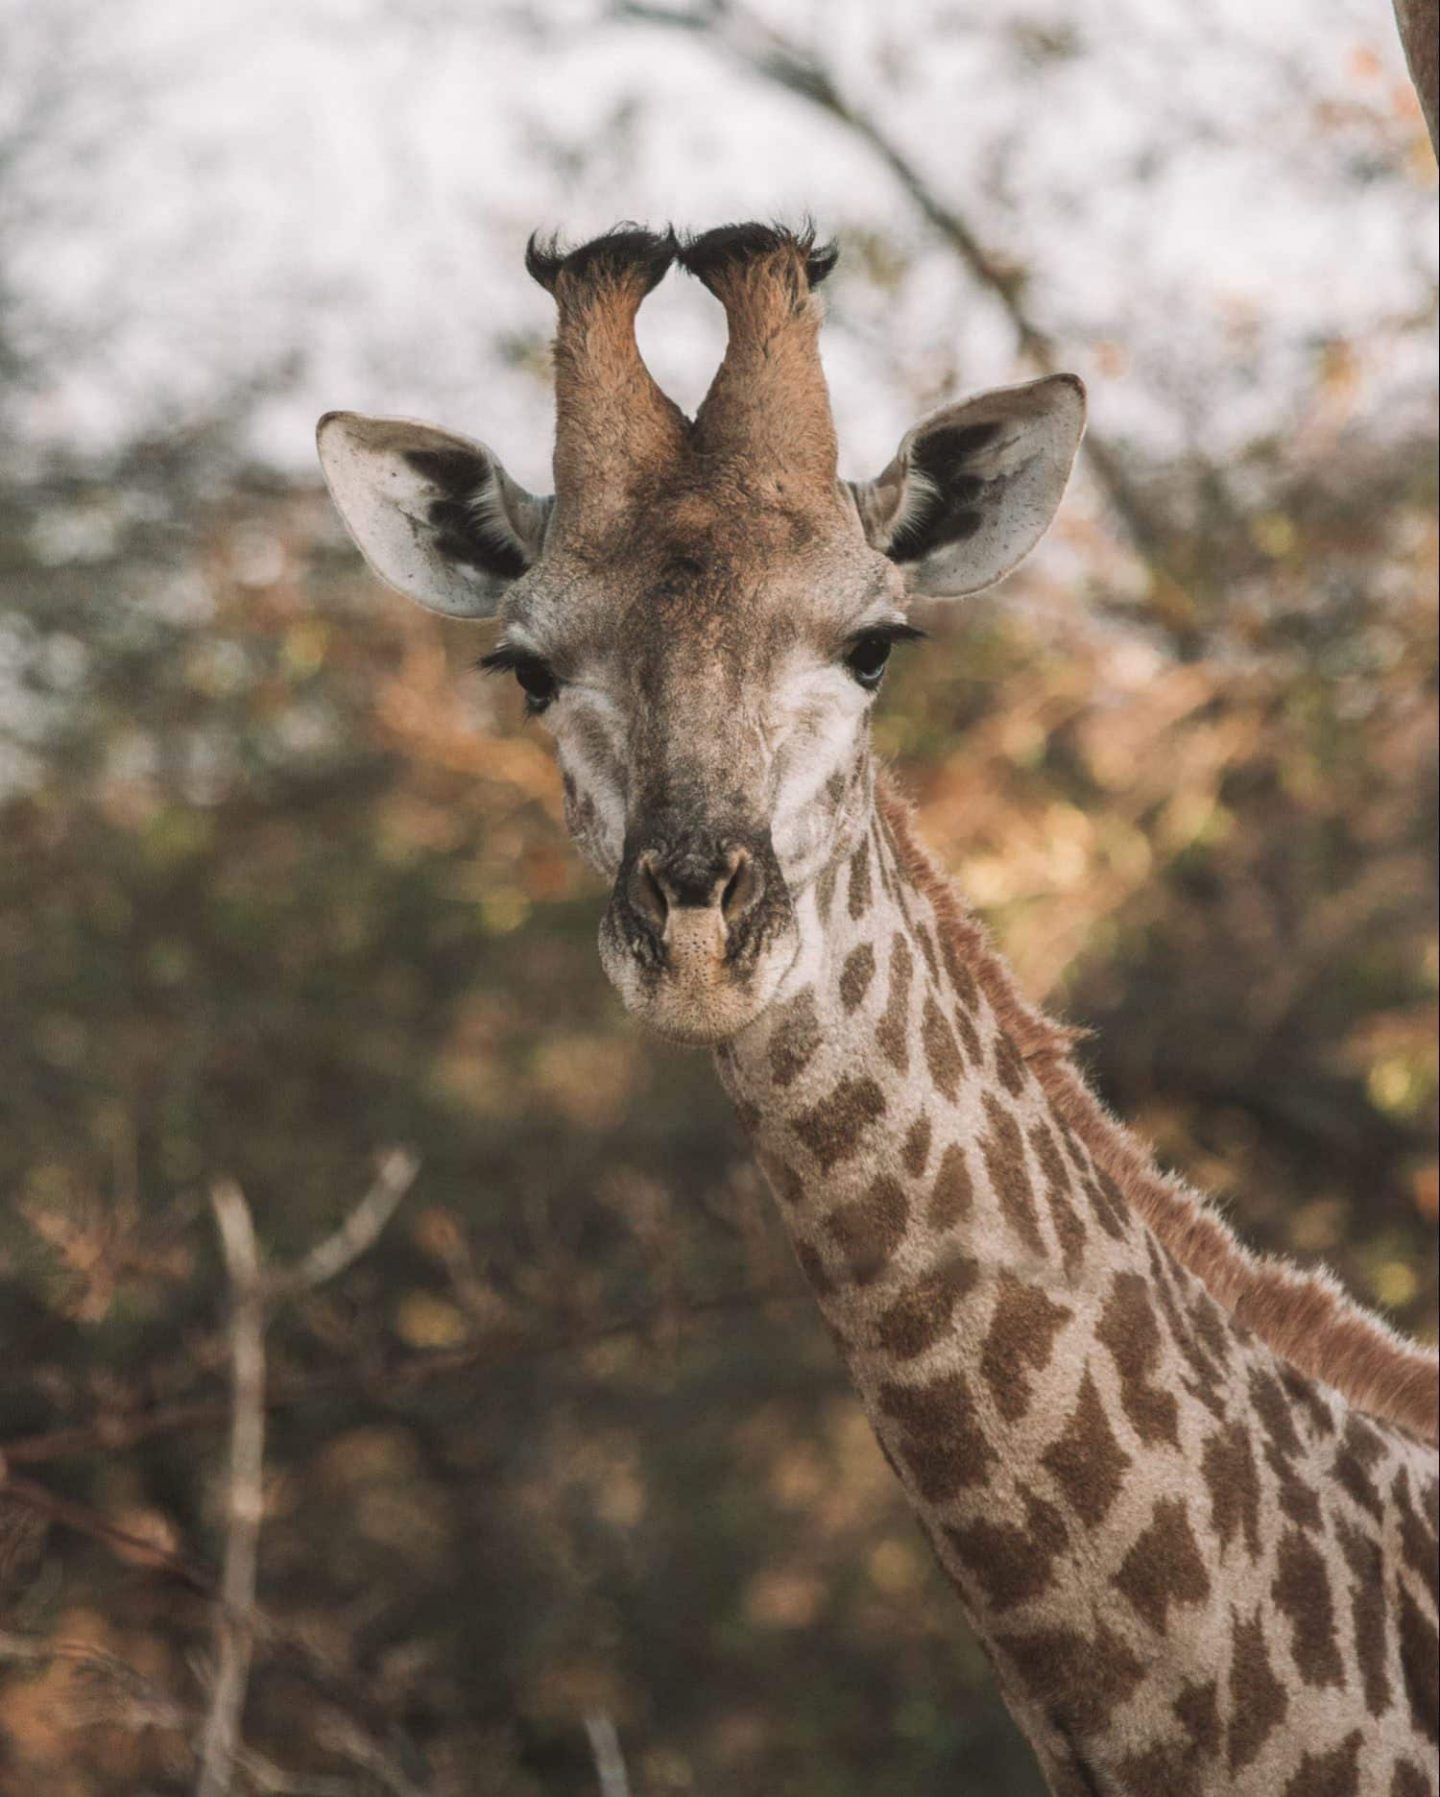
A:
[876, 772, 1440, 1447]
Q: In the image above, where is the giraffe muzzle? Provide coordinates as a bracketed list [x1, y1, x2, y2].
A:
[600, 832, 798, 1043]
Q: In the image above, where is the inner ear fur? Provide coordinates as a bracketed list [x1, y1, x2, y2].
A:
[851, 374, 1086, 598]
[316, 412, 551, 618]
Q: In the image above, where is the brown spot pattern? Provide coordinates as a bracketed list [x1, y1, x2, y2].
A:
[1333, 1413, 1385, 1522]
[1200, 1420, 1262, 1559]
[1282, 1730, 1362, 1797]
[1146, 1237, 1227, 1416]
[1029, 1121, 1087, 1280]
[993, 1032, 1027, 1097]
[1273, 1527, 1346, 1688]
[1336, 1515, 1391, 1718]
[1192, 1292, 1232, 1366]
[767, 986, 821, 1088]
[1040, 1367, 1131, 1531]
[1095, 1272, 1180, 1448]
[839, 941, 875, 1012]
[1172, 1679, 1220, 1760]
[1114, 1744, 1201, 1797]
[980, 1275, 1073, 1423]
[1081, 1167, 1129, 1240]
[1227, 1606, 1288, 1774]
[995, 1619, 1145, 1740]
[815, 858, 838, 926]
[874, 1254, 979, 1360]
[847, 836, 872, 920]
[1113, 1497, 1211, 1634]
[1398, 1578, 1439, 1744]
[979, 1094, 1046, 1256]
[1262, 1436, 1325, 1532]
[940, 929, 981, 1015]
[1280, 1363, 1336, 1437]
[877, 1373, 995, 1504]
[1250, 1364, 1305, 1461]
[927, 1143, 974, 1231]
[791, 1075, 886, 1170]
[921, 993, 965, 1100]
[901, 1112, 932, 1178]
[954, 1008, 984, 1067]
[1392, 1760, 1436, 1797]
[876, 931, 913, 1072]
[1395, 1467, 1440, 1608]
[825, 1175, 909, 1285]
[945, 1491, 1068, 1613]
[912, 919, 940, 982]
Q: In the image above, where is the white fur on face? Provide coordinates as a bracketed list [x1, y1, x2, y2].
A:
[766, 658, 877, 883]
[548, 688, 630, 878]
[543, 646, 878, 895]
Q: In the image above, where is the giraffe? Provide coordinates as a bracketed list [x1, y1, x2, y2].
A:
[316, 224, 1440, 1796]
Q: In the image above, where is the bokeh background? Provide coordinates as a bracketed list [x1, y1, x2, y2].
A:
[1, 1, 1436, 1792]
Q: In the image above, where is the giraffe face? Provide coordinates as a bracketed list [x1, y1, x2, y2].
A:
[491, 510, 907, 1042]
[317, 224, 1086, 1044]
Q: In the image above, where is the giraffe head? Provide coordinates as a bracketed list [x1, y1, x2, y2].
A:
[318, 224, 1085, 1043]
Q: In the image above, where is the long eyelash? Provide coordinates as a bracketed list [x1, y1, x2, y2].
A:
[844, 622, 929, 651]
[477, 644, 541, 675]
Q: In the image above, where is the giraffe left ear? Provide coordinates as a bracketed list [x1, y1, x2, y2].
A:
[317, 412, 552, 618]
[849, 374, 1085, 598]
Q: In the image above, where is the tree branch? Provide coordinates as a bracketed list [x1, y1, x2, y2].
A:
[264, 1149, 418, 1303]
[615, 0, 1174, 569]
[0, 1467, 216, 1594]
[196, 1179, 267, 1797]
[1394, 0, 1438, 156]
[584, 1714, 633, 1797]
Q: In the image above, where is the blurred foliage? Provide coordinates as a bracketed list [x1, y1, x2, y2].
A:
[0, 377, 1434, 1792]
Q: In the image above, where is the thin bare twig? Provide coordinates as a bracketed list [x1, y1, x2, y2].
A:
[265, 1149, 419, 1302]
[584, 1713, 633, 1797]
[0, 1468, 216, 1594]
[196, 1179, 267, 1797]
[315, 1716, 433, 1797]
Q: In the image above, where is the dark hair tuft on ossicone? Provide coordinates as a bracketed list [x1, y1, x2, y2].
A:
[677, 219, 838, 291]
[524, 224, 679, 297]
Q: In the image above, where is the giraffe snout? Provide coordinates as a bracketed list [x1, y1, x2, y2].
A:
[600, 831, 798, 1043]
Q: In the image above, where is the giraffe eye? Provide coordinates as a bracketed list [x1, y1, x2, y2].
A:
[479, 645, 560, 713]
[512, 657, 559, 711]
[844, 632, 894, 690]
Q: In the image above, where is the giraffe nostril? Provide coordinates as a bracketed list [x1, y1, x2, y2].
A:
[631, 852, 669, 931]
[626, 842, 766, 940]
[720, 848, 762, 927]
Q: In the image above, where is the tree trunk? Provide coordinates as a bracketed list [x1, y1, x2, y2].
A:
[1394, 0, 1439, 156]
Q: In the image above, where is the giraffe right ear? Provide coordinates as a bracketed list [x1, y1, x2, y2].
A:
[850, 374, 1085, 599]
[316, 412, 552, 618]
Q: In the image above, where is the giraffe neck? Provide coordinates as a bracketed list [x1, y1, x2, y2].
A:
[714, 769, 1439, 1796]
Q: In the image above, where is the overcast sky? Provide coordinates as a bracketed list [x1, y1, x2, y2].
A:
[6, 0, 1436, 486]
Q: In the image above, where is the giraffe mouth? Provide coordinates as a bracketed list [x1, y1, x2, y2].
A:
[598, 931, 801, 1044]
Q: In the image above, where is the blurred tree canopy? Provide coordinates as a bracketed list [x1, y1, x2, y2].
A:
[0, 0, 1435, 1792]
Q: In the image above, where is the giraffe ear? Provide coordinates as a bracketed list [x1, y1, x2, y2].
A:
[850, 374, 1085, 598]
[316, 412, 552, 618]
